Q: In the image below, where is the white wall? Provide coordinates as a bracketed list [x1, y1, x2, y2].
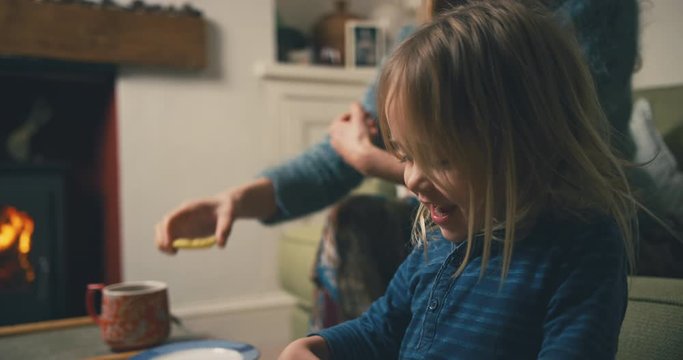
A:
[633, 0, 683, 89]
[118, 0, 285, 311]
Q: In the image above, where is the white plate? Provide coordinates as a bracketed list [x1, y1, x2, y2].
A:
[131, 340, 259, 360]
[154, 348, 243, 360]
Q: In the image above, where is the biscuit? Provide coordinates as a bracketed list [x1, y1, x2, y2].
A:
[172, 236, 217, 249]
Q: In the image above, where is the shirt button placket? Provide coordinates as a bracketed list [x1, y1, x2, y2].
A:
[428, 299, 439, 311]
[417, 249, 460, 351]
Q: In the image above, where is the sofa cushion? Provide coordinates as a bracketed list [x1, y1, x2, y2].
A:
[617, 276, 683, 360]
[630, 98, 683, 220]
[278, 224, 324, 310]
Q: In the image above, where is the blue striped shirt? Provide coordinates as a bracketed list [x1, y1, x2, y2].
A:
[315, 215, 627, 359]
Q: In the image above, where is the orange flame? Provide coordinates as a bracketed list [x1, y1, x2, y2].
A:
[0, 206, 35, 283]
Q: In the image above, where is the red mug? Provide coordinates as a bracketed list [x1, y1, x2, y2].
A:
[86, 280, 170, 352]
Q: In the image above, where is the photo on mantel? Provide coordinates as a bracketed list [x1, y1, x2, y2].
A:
[345, 20, 385, 68]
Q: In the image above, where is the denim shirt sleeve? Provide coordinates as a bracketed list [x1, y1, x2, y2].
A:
[361, 24, 416, 120]
[555, 0, 638, 158]
[538, 221, 628, 359]
[260, 136, 364, 223]
[312, 246, 421, 359]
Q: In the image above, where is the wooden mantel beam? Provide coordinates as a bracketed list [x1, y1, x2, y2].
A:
[0, 0, 207, 70]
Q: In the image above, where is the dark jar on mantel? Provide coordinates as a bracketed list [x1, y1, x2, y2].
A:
[312, 0, 361, 66]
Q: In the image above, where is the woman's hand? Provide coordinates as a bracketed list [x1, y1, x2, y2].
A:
[329, 102, 378, 173]
[155, 197, 221, 255]
[278, 336, 330, 360]
[154, 178, 277, 254]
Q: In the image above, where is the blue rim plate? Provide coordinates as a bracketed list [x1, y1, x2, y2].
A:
[131, 340, 260, 360]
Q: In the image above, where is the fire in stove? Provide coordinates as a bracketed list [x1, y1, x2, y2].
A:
[0, 206, 35, 289]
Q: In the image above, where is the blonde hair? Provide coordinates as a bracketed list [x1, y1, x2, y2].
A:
[378, 0, 636, 279]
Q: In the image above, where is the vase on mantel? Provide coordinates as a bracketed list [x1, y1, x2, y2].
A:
[312, 0, 360, 66]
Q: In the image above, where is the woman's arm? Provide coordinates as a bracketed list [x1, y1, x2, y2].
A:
[260, 137, 365, 224]
[556, 0, 638, 158]
[155, 177, 278, 253]
[329, 103, 405, 185]
[352, 142, 405, 184]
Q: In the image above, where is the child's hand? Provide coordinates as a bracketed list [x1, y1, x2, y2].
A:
[278, 336, 330, 360]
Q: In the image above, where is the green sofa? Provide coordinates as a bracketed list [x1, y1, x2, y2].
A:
[278, 223, 324, 339]
[277, 84, 683, 357]
[617, 276, 683, 359]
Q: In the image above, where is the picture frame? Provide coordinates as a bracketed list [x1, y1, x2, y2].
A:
[345, 20, 385, 68]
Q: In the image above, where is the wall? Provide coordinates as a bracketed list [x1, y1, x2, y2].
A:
[633, 0, 683, 89]
[117, 0, 288, 313]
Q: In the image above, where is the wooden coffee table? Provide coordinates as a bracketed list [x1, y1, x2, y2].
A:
[0, 316, 212, 359]
[0, 306, 292, 359]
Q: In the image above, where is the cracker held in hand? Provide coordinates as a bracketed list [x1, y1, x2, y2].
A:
[172, 236, 217, 249]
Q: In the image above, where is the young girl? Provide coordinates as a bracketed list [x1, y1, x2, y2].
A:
[278, 1, 636, 359]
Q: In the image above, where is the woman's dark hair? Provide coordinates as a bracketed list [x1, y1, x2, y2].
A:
[332, 195, 414, 319]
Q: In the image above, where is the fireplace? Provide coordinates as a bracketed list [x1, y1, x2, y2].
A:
[0, 166, 66, 324]
[0, 60, 119, 325]
[0, 0, 207, 326]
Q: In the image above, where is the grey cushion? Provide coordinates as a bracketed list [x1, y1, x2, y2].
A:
[630, 98, 683, 220]
[617, 276, 683, 360]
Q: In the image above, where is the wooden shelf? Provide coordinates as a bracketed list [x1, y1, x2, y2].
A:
[254, 62, 376, 85]
[0, 0, 207, 70]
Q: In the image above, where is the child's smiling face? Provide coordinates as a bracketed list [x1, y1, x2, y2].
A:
[386, 102, 470, 242]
